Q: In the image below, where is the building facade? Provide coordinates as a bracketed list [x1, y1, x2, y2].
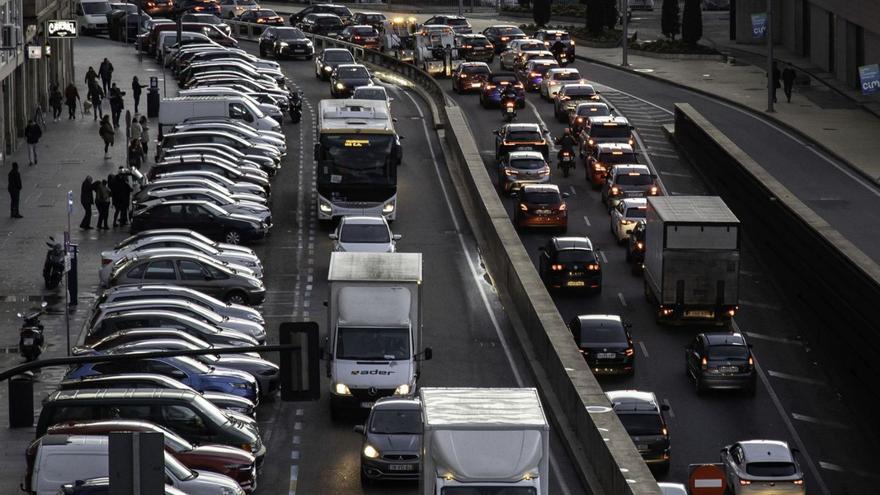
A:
[733, 0, 880, 90]
[1, 0, 75, 164]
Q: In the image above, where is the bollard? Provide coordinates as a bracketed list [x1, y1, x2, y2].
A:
[8, 371, 35, 428]
[147, 76, 160, 118]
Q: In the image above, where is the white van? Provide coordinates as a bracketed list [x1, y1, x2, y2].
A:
[76, 0, 111, 34]
[28, 434, 245, 495]
[178, 87, 283, 123]
[159, 96, 280, 135]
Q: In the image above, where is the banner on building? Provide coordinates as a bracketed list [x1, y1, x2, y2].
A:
[27, 45, 42, 59]
[47, 20, 78, 39]
[751, 13, 767, 40]
[859, 64, 880, 96]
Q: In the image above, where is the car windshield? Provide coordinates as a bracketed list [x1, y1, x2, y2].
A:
[618, 413, 664, 436]
[370, 409, 421, 434]
[317, 17, 342, 25]
[336, 327, 410, 360]
[509, 158, 545, 170]
[554, 72, 581, 81]
[463, 66, 490, 75]
[557, 250, 593, 263]
[165, 451, 195, 481]
[531, 63, 557, 74]
[83, 2, 111, 14]
[625, 207, 647, 218]
[523, 191, 560, 204]
[565, 87, 596, 96]
[708, 344, 749, 360]
[616, 173, 653, 186]
[353, 27, 376, 35]
[363, 14, 384, 22]
[578, 105, 610, 116]
[592, 126, 631, 138]
[354, 88, 386, 100]
[324, 51, 354, 62]
[545, 32, 571, 41]
[601, 152, 638, 164]
[465, 37, 489, 47]
[340, 223, 390, 243]
[447, 18, 469, 26]
[339, 66, 369, 78]
[506, 130, 542, 142]
[579, 321, 624, 344]
[278, 28, 305, 39]
[254, 9, 275, 16]
[497, 27, 524, 35]
[745, 462, 797, 476]
[521, 42, 545, 51]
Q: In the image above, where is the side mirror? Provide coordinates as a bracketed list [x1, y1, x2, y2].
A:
[322, 300, 328, 307]
[720, 447, 729, 454]
[660, 404, 670, 411]
[392, 118, 398, 123]
[353, 425, 365, 434]
[623, 322, 632, 328]
[392, 234, 402, 241]
[562, 192, 570, 198]
[328, 233, 338, 240]
[492, 129, 499, 135]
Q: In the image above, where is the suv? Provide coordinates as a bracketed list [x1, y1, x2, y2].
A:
[601, 164, 659, 207]
[481, 25, 527, 53]
[585, 143, 639, 188]
[354, 397, 422, 484]
[83, 310, 259, 347]
[424, 14, 472, 34]
[578, 116, 634, 156]
[570, 102, 611, 134]
[538, 237, 602, 292]
[337, 25, 381, 49]
[513, 184, 568, 232]
[452, 62, 491, 93]
[497, 151, 550, 193]
[499, 38, 545, 70]
[606, 390, 671, 473]
[685, 332, 757, 395]
[288, 3, 352, 25]
[554, 83, 600, 121]
[494, 123, 548, 161]
[298, 13, 344, 37]
[455, 34, 494, 63]
[568, 314, 634, 375]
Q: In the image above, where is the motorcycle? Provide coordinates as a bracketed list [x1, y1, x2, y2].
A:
[43, 237, 64, 290]
[501, 97, 517, 122]
[18, 301, 47, 362]
[558, 149, 575, 178]
[289, 90, 303, 124]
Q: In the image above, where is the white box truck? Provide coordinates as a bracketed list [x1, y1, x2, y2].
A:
[420, 387, 550, 495]
[644, 196, 741, 324]
[326, 252, 431, 417]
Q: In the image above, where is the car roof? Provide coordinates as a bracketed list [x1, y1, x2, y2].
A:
[489, 24, 520, 29]
[460, 61, 490, 68]
[374, 396, 421, 410]
[596, 142, 634, 152]
[561, 83, 595, 91]
[61, 373, 186, 388]
[528, 59, 558, 66]
[547, 67, 579, 74]
[612, 164, 651, 174]
[505, 123, 542, 132]
[507, 151, 545, 160]
[350, 24, 378, 30]
[309, 13, 341, 18]
[336, 63, 367, 69]
[577, 314, 622, 323]
[521, 184, 560, 193]
[605, 390, 660, 413]
[588, 115, 630, 125]
[552, 237, 594, 251]
[703, 332, 748, 347]
[621, 198, 648, 208]
[324, 47, 353, 53]
[738, 440, 794, 463]
[341, 215, 387, 226]
[47, 388, 199, 402]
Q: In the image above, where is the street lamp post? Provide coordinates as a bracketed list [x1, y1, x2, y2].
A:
[621, 0, 629, 67]
[766, 0, 774, 113]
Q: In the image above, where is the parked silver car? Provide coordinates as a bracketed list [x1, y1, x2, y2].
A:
[135, 178, 268, 205]
[330, 216, 400, 253]
[97, 284, 264, 325]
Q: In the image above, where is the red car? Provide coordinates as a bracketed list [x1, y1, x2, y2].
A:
[514, 184, 568, 233]
[337, 25, 380, 49]
[38, 420, 257, 492]
[452, 62, 491, 93]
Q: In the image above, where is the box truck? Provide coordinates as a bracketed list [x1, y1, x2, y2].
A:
[644, 196, 740, 324]
[326, 252, 431, 417]
[420, 387, 550, 495]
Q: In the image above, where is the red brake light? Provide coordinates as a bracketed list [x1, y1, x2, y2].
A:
[701, 356, 708, 368]
[558, 203, 567, 211]
[748, 356, 754, 366]
[624, 348, 634, 357]
[587, 263, 600, 271]
[611, 186, 620, 196]
[650, 186, 659, 195]
[101, 258, 112, 266]
[739, 480, 751, 486]
[792, 480, 804, 485]
[551, 264, 564, 271]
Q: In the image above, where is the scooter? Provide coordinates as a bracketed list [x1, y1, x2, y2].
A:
[18, 301, 47, 362]
[501, 97, 517, 122]
[289, 90, 303, 124]
[42, 237, 64, 290]
[558, 150, 575, 178]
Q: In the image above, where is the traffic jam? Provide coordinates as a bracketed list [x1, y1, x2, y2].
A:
[23, 2, 808, 495]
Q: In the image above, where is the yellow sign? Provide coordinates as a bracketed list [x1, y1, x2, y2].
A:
[344, 139, 371, 147]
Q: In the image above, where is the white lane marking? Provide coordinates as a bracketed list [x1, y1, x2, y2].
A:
[658, 169, 692, 177]
[400, 88, 573, 495]
[638, 341, 649, 358]
[738, 319, 832, 495]
[819, 461, 880, 480]
[292, 435, 301, 444]
[569, 185, 576, 195]
[739, 299, 783, 311]
[745, 331, 803, 346]
[617, 292, 627, 307]
[661, 398, 674, 418]
[598, 250, 607, 264]
[791, 413, 851, 430]
[526, 100, 557, 153]
[766, 369, 828, 387]
[291, 451, 301, 460]
[583, 214, 591, 227]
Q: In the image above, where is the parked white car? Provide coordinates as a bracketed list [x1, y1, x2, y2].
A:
[330, 216, 400, 253]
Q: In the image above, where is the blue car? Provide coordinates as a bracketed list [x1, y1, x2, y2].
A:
[479, 73, 525, 108]
[64, 352, 259, 403]
[517, 59, 559, 92]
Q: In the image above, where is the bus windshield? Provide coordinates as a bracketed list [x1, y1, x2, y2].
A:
[319, 134, 397, 186]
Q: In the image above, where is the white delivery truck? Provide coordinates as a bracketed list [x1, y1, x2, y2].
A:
[420, 387, 550, 495]
[326, 252, 431, 417]
[644, 196, 741, 325]
[158, 96, 280, 136]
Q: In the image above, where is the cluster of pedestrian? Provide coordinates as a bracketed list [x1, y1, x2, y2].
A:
[771, 62, 799, 104]
[79, 169, 132, 230]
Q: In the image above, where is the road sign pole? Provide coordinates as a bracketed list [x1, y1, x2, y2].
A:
[65, 190, 73, 355]
[766, 0, 774, 113]
[621, 0, 629, 67]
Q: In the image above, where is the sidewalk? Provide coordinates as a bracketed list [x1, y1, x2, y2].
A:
[0, 36, 163, 494]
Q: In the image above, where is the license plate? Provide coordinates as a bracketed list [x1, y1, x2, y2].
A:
[517, 146, 533, 151]
[566, 281, 585, 287]
[506, 107, 514, 113]
[720, 366, 738, 373]
[327, 32, 337, 36]
[293, 49, 305, 53]
[596, 352, 616, 359]
[23, 338, 34, 346]
[360, 401, 374, 408]
[536, 209, 551, 215]
[685, 310, 714, 318]
[471, 83, 481, 88]
[637, 444, 648, 451]
[388, 464, 413, 471]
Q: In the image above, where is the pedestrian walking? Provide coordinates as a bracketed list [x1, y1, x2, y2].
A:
[85, 66, 99, 88]
[109, 83, 126, 128]
[87, 82, 104, 121]
[24, 119, 42, 166]
[99, 115, 115, 158]
[782, 64, 797, 103]
[7, 162, 22, 219]
[771, 62, 781, 103]
[64, 83, 80, 120]
[93, 178, 111, 229]
[49, 84, 63, 122]
[130, 116, 143, 143]
[139, 116, 150, 156]
[131, 76, 147, 113]
[111, 171, 131, 227]
[128, 138, 145, 170]
[99, 58, 114, 95]
[80, 176, 94, 229]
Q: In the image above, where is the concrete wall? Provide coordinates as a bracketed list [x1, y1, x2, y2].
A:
[866, 29, 880, 67]
[808, 3, 830, 70]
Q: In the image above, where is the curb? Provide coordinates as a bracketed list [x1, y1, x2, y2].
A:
[574, 52, 880, 187]
[627, 48, 724, 61]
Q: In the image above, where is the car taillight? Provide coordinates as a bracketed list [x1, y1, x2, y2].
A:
[505, 101, 515, 107]
[460, 74, 467, 78]
[739, 480, 751, 486]
[576, 117, 584, 122]
[354, 35, 361, 40]
[649, 186, 659, 195]
[551, 264, 564, 271]
[486, 84, 496, 89]
[500, 36, 509, 41]
[519, 203, 528, 211]
[624, 348, 634, 357]
[558, 203, 567, 211]
[628, 138, 635, 146]
[701, 356, 708, 369]
[588, 139, 595, 146]
[748, 356, 754, 366]
[792, 479, 804, 485]
[661, 427, 668, 436]
[101, 258, 112, 266]
[530, 71, 539, 77]
[636, 241, 644, 250]
[587, 263, 599, 271]
[610, 186, 620, 196]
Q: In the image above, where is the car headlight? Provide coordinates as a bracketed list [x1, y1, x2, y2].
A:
[279, 41, 289, 47]
[335, 82, 345, 89]
[231, 382, 250, 389]
[248, 278, 263, 288]
[305, 39, 313, 46]
[221, 486, 245, 495]
[333, 383, 352, 395]
[319, 200, 332, 213]
[394, 384, 411, 395]
[324, 65, 332, 71]
[363, 444, 380, 459]
[382, 203, 395, 213]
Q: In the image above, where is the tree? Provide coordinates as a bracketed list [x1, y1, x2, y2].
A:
[681, 0, 703, 44]
[518, 0, 532, 9]
[661, 0, 680, 40]
[533, 0, 552, 26]
[585, 0, 605, 35]
[602, 0, 618, 30]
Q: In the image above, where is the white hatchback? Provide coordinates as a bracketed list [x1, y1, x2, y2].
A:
[610, 198, 647, 243]
[330, 216, 400, 253]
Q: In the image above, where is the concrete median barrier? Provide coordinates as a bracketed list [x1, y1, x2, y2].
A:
[672, 103, 880, 407]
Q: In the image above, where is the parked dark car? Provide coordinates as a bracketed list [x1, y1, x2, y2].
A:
[330, 63, 373, 97]
[298, 13, 344, 37]
[337, 25, 380, 50]
[451, 62, 491, 93]
[685, 332, 757, 395]
[533, 28, 575, 64]
[179, 13, 231, 36]
[482, 25, 526, 53]
[130, 200, 268, 245]
[74, 327, 261, 360]
[355, 397, 422, 485]
[539, 237, 602, 292]
[289, 3, 352, 26]
[82, 310, 259, 348]
[568, 314, 634, 376]
[601, 164, 659, 208]
[424, 14, 472, 34]
[314, 47, 355, 80]
[607, 390, 671, 473]
[259, 26, 313, 59]
[239, 8, 283, 25]
[569, 101, 611, 134]
[479, 72, 525, 108]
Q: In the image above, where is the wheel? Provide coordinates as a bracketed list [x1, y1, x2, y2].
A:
[360, 468, 373, 487]
[695, 376, 706, 395]
[225, 290, 248, 305]
[224, 230, 242, 245]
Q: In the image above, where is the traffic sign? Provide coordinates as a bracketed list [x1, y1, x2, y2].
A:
[688, 463, 726, 495]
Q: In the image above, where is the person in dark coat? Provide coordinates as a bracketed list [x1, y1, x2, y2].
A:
[782, 64, 797, 103]
[771, 62, 781, 103]
[93, 178, 111, 229]
[99, 115, 115, 158]
[131, 76, 147, 113]
[8, 162, 22, 218]
[85, 66, 99, 88]
[109, 83, 125, 128]
[24, 120, 42, 166]
[98, 58, 114, 95]
[111, 171, 131, 227]
[88, 82, 104, 121]
[80, 176, 94, 229]
[49, 84, 63, 122]
[128, 138, 144, 170]
[65, 83, 80, 119]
